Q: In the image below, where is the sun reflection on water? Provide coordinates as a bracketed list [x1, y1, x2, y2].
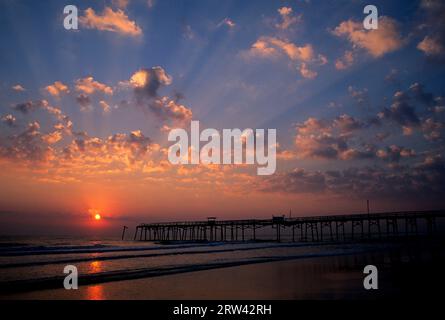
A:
[89, 261, 102, 274]
[86, 285, 105, 300]
[86, 261, 105, 300]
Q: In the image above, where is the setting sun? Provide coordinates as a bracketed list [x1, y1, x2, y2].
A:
[94, 214, 101, 221]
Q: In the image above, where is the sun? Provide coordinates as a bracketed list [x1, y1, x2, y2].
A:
[88, 208, 102, 221]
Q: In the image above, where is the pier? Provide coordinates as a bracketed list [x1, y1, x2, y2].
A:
[133, 210, 445, 242]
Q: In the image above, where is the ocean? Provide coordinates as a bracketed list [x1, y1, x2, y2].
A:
[0, 236, 443, 299]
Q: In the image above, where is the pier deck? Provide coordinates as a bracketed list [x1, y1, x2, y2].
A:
[133, 210, 445, 242]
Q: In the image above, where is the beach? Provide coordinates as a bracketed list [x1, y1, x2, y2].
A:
[1, 237, 443, 300]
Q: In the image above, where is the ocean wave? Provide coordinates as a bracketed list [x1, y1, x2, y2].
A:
[0, 242, 330, 269]
[0, 242, 226, 257]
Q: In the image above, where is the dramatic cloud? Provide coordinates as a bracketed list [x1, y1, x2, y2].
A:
[80, 7, 142, 37]
[0, 95, 161, 174]
[45, 81, 69, 97]
[294, 115, 375, 161]
[75, 77, 113, 95]
[129, 67, 172, 98]
[64, 130, 157, 166]
[262, 155, 445, 199]
[0, 121, 55, 163]
[333, 16, 404, 57]
[126, 67, 192, 124]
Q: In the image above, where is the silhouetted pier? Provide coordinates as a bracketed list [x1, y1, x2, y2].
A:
[134, 210, 445, 242]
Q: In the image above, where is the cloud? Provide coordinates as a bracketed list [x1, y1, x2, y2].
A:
[80, 7, 142, 37]
[385, 68, 400, 84]
[217, 18, 236, 29]
[376, 145, 416, 163]
[333, 114, 365, 134]
[416, 0, 445, 57]
[299, 63, 317, 79]
[76, 94, 92, 111]
[13, 100, 50, 114]
[1, 114, 16, 127]
[261, 155, 445, 199]
[12, 84, 25, 92]
[379, 90, 420, 127]
[422, 118, 444, 141]
[182, 24, 196, 40]
[64, 130, 158, 166]
[335, 50, 354, 70]
[129, 67, 172, 98]
[149, 97, 193, 123]
[276, 6, 301, 30]
[42, 131, 63, 144]
[11, 100, 69, 129]
[262, 168, 326, 194]
[348, 86, 368, 105]
[75, 77, 113, 95]
[125, 67, 192, 124]
[245, 36, 322, 78]
[45, 81, 69, 97]
[295, 132, 348, 159]
[0, 121, 55, 163]
[294, 115, 374, 160]
[107, 130, 154, 160]
[112, 0, 129, 9]
[0, 93, 162, 176]
[99, 100, 111, 113]
[409, 82, 435, 106]
[333, 16, 404, 57]
[375, 83, 445, 141]
[248, 36, 314, 61]
[417, 36, 445, 56]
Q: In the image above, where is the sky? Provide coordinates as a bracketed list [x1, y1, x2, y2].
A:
[0, 0, 444, 236]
